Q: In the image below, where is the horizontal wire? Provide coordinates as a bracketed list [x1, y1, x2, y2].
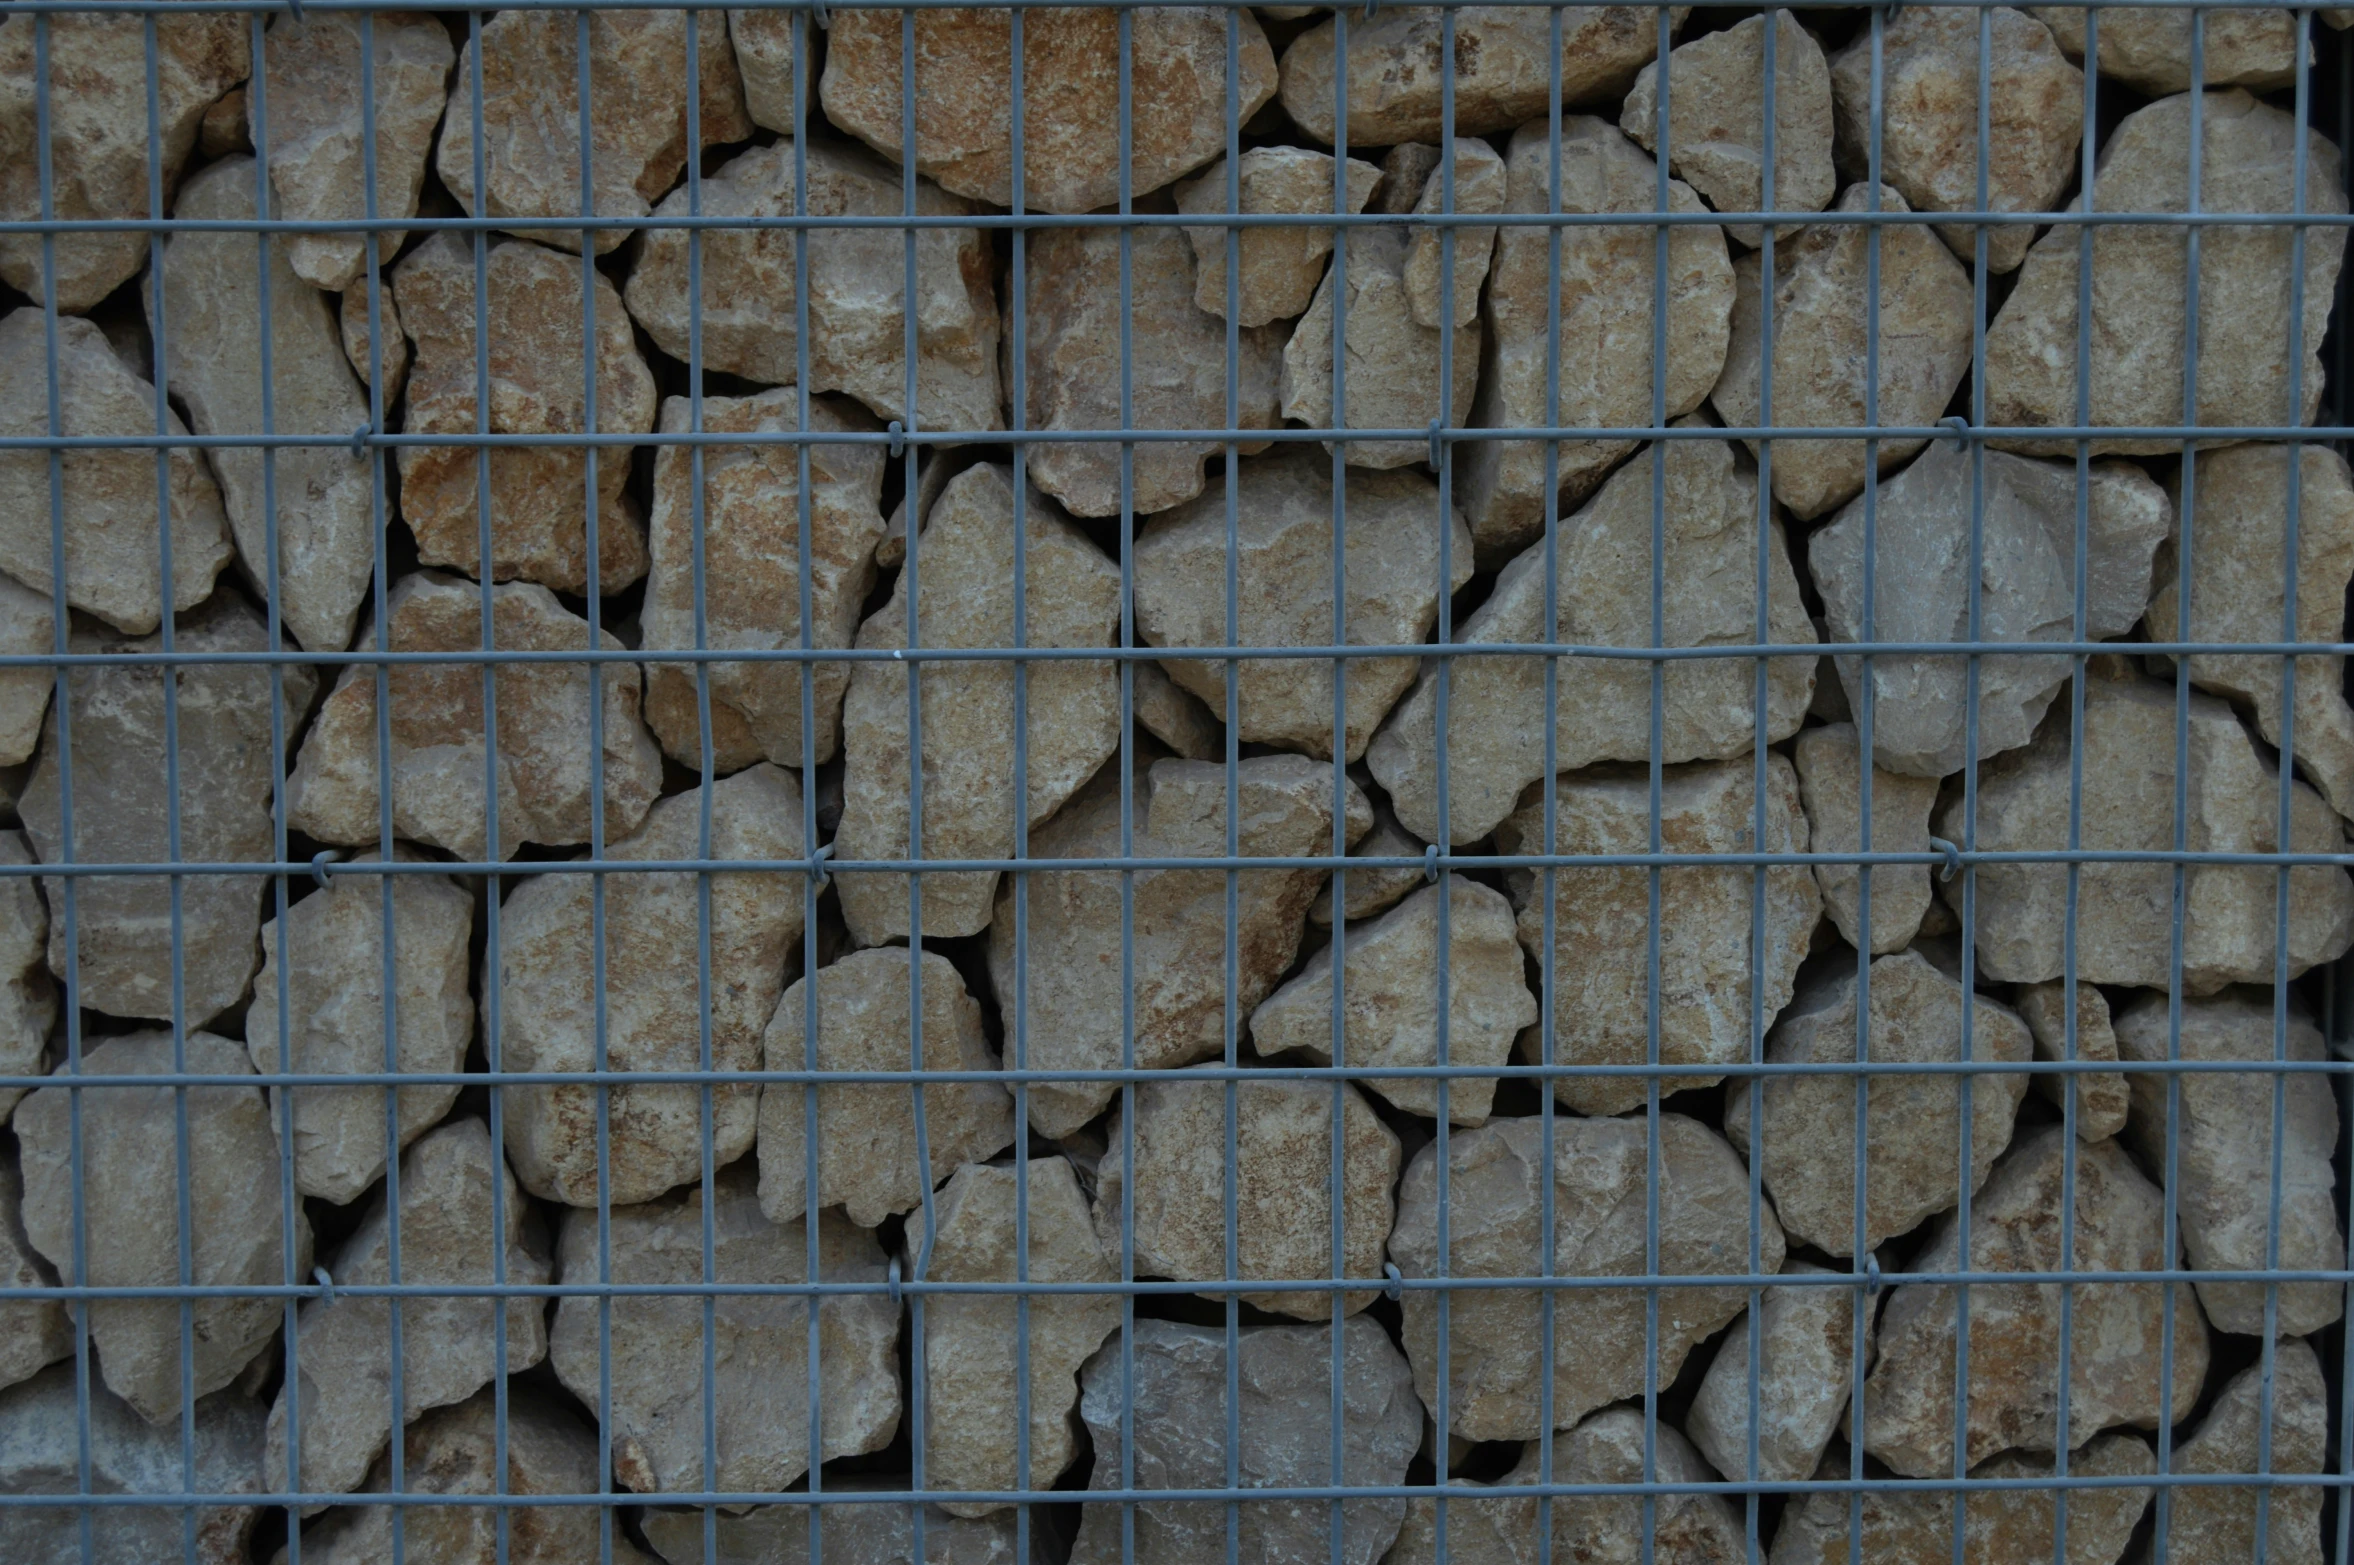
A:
[0, 0, 2306, 15]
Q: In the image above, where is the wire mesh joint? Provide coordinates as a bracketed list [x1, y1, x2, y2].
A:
[1863, 1255, 1884, 1297]
[1383, 1262, 1403, 1302]
[887, 421, 907, 459]
[1426, 419, 1445, 472]
[887, 1256, 904, 1306]
[1422, 843, 1441, 884]
[312, 1266, 336, 1308]
[1929, 837, 1961, 882]
[309, 850, 341, 889]
[806, 842, 835, 893]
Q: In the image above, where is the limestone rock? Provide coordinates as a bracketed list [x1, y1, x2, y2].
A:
[0, 1146, 67, 1395]
[2017, 981, 2130, 1142]
[0, 832, 52, 1126]
[1985, 91, 2347, 456]
[2032, 6, 2303, 94]
[1495, 755, 1820, 1119]
[1687, 1261, 1873, 1485]
[820, 8, 1277, 213]
[2112, 989, 2345, 1337]
[1390, 1113, 1783, 1441]
[1373, 143, 1443, 213]
[1374, 433, 1814, 846]
[1459, 118, 1735, 565]
[1134, 448, 1474, 763]
[1396, 140, 1507, 332]
[835, 462, 1122, 946]
[1309, 795, 1423, 927]
[1793, 722, 1939, 953]
[1858, 1125, 2211, 1477]
[643, 1487, 1021, 1564]
[286, 571, 665, 862]
[1177, 147, 1384, 327]
[16, 1031, 312, 1426]
[393, 232, 657, 592]
[1281, 224, 1480, 469]
[1625, 11, 1836, 246]
[1133, 659, 1223, 762]
[551, 1164, 901, 1498]
[200, 85, 250, 160]
[0, 578, 52, 770]
[726, 9, 797, 133]
[2151, 1338, 2326, 1565]
[499, 766, 807, 1208]
[338, 281, 407, 409]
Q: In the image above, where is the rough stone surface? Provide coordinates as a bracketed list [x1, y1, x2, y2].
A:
[1397, 140, 1507, 332]
[0, 1146, 67, 1395]
[1177, 147, 1384, 328]
[338, 281, 407, 409]
[2017, 980, 2130, 1142]
[1793, 722, 1939, 953]
[1986, 91, 2347, 456]
[1132, 658, 1223, 762]
[287, 571, 665, 862]
[725, 9, 797, 133]
[643, 1487, 1021, 1564]
[2032, 6, 2303, 94]
[0, 832, 51, 1126]
[2152, 1338, 2326, 1565]
[1281, 223, 1481, 469]
[200, 85, 250, 160]
[1686, 1261, 1873, 1486]
[1625, 11, 1836, 246]
[1859, 1125, 2212, 1477]
[1390, 1113, 1783, 1442]
[0, 579, 52, 771]
[1134, 448, 1473, 763]
[1309, 795, 1423, 927]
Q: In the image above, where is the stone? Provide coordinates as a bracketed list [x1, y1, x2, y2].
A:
[1250, 877, 1536, 1124]
[2032, 6, 2303, 94]
[1132, 659, 1223, 762]
[498, 765, 807, 1208]
[1686, 1261, 1873, 1486]
[756, 947, 1015, 1230]
[0, 311, 235, 636]
[551, 1164, 901, 1498]
[0, 1145, 67, 1395]
[338, 280, 407, 409]
[15, 1030, 312, 1427]
[199, 85, 250, 159]
[1309, 794, 1423, 927]
[1397, 140, 1507, 332]
[1373, 143, 1443, 213]
[1020, 224, 1283, 518]
[1792, 722, 1939, 954]
[1389, 1113, 1783, 1442]
[988, 752, 1371, 1138]
[1070, 1316, 1422, 1565]
[643, 1487, 1021, 1564]
[2111, 989, 2345, 1338]
[1985, 90, 2347, 456]
[1936, 671, 2354, 993]
[286, 571, 665, 862]
[1624, 11, 1836, 246]
[1372, 433, 1815, 846]
[1093, 1070, 1400, 1320]
[1494, 755, 1819, 1120]
[0, 6, 248, 311]
[623, 139, 1003, 435]
[638, 389, 887, 774]
[1808, 439, 2173, 778]
[1725, 951, 2034, 1256]
[1133, 448, 1474, 763]
[2016, 981, 2130, 1142]
[725, 10, 797, 132]
[834, 462, 1122, 946]
[0, 578, 51, 771]
[1458, 119, 1736, 566]
[436, 8, 750, 256]
[1713, 184, 1975, 522]
[264, 1118, 552, 1507]
[392, 232, 657, 593]
[1829, 6, 2084, 274]
[0, 832, 52, 1126]
[256, 11, 455, 294]
[1177, 146, 1384, 327]
[21, 595, 316, 1026]
[820, 8, 1277, 213]
[2151, 1338, 2326, 1565]
[1858, 1125, 2212, 1477]
[1280, 223, 1481, 469]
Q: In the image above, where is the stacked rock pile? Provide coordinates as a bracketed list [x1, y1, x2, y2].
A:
[0, 3, 2350, 1563]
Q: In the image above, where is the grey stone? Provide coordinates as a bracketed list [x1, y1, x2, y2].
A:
[1792, 721, 1940, 953]
[2151, 1337, 2326, 1565]
[2032, 6, 2304, 94]
[2016, 980, 2130, 1142]
[1396, 140, 1507, 332]
[1769, 1433, 2155, 1565]
[0, 831, 53, 1126]
[644, 1485, 1021, 1564]
[1686, 1261, 1873, 1486]
[1177, 147, 1384, 328]
[1280, 223, 1481, 469]
[1309, 794, 1424, 928]
[1624, 11, 1837, 246]
[0, 1144, 68, 1395]
[0, 576, 52, 771]
[1132, 659, 1224, 763]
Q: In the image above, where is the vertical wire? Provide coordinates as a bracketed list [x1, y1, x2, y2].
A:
[1219, 16, 1242, 1565]
[1431, 13, 1462, 1561]
[1735, 8, 1767, 1554]
[1116, 10, 1141, 1563]
[1008, 7, 1035, 1557]
[1851, 17, 1882, 1561]
[1962, 6, 1993, 1558]
[1536, 10, 1564, 1561]
[1323, 14, 1353, 1563]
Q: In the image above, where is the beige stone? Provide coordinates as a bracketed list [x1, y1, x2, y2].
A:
[1625, 12, 1836, 246]
[1769, 1433, 2155, 1565]
[1397, 140, 1507, 332]
[2017, 980, 2130, 1142]
[338, 280, 407, 409]
[0, 577, 53, 771]
[1132, 658, 1222, 762]
[0, 833, 51, 1127]
[2151, 1337, 2326, 1565]
[1793, 722, 1939, 954]
[642, 1486, 1021, 1564]
[725, 9, 797, 134]
[1309, 794, 1423, 927]
[1686, 1261, 1873, 1485]
[0, 1145, 68, 1395]
[1281, 224, 1481, 469]
[199, 84, 250, 160]
[2032, 6, 2303, 94]
[1373, 142, 1443, 214]
[1178, 147, 1384, 327]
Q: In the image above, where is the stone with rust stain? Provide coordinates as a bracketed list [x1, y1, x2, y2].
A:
[1769, 1433, 2155, 1565]
[338, 280, 407, 409]
[2016, 980, 2130, 1143]
[1624, 11, 1836, 246]
[1686, 1261, 1874, 1486]
[1280, 224, 1480, 470]
[1177, 146, 1383, 328]
[1394, 139, 1507, 331]
[2150, 1338, 2326, 1565]
[2032, 6, 2304, 94]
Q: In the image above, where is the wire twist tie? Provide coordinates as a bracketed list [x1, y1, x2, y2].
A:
[1423, 843, 1441, 884]
[1940, 414, 1972, 445]
[313, 1266, 335, 1306]
[887, 420, 907, 458]
[309, 850, 340, 888]
[1362, 0, 1379, 19]
[808, 0, 830, 29]
[283, 0, 304, 21]
[1383, 1261, 1403, 1301]
[807, 841, 835, 891]
[887, 1255, 903, 1305]
[1864, 1255, 1884, 1297]
[349, 423, 370, 458]
[1929, 836, 1961, 882]
[1427, 419, 1445, 470]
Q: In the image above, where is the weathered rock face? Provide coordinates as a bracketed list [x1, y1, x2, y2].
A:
[1132, 659, 1223, 762]
[0, 832, 52, 1126]
[498, 765, 806, 1208]
[2032, 6, 2304, 94]
[286, 572, 665, 862]
[1093, 1071, 1400, 1320]
[1395, 140, 1508, 332]
[16, 1031, 312, 1428]
[2016, 980, 2130, 1142]
[0, 580, 51, 772]
[726, 9, 798, 133]
[551, 1165, 901, 1499]
[1458, 118, 1735, 566]
[1374, 433, 1815, 846]
[988, 753, 1371, 1139]
[1792, 722, 1939, 953]
[1938, 671, 2354, 993]
[1177, 147, 1384, 328]
[0, 311, 235, 636]
[1809, 439, 2172, 778]
[1390, 1113, 1783, 1442]
[1280, 224, 1481, 469]
[392, 232, 657, 593]
[200, 86, 251, 161]
[1624, 11, 1836, 246]
[2112, 989, 2345, 1338]
[1070, 1317, 1423, 1565]
[2152, 1338, 2327, 1565]
[623, 139, 1004, 435]
[339, 280, 408, 409]
[1858, 1125, 2212, 1478]
[1686, 1261, 1873, 1486]
[639, 390, 887, 774]
[21, 595, 315, 1026]
[1310, 794, 1424, 927]
[1495, 755, 1820, 1119]
[642, 1487, 1022, 1565]
[1134, 449, 1473, 763]
[834, 462, 1122, 945]
[1985, 90, 2347, 456]
[0, 1145, 68, 1395]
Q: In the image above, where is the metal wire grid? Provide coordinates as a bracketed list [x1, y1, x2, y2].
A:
[2, 0, 2353, 1562]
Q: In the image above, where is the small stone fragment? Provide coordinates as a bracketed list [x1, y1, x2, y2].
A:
[2016, 981, 2130, 1142]
[0, 579, 51, 771]
[1624, 11, 1836, 246]
[1396, 140, 1507, 331]
[643, 1486, 1021, 1564]
[1177, 146, 1384, 327]
[2032, 6, 2303, 94]
[2151, 1338, 2326, 1565]
[1373, 143, 1443, 213]
[1281, 223, 1480, 469]
[1686, 1261, 1873, 1485]
[0, 1145, 67, 1395]
[725, 9, 797, 132]
[198, 84, 250, 160]
[1132, 658, 1223, 762]
[1309, 793, 1424, 927]
[338, 280, 407, 408]
[1792, 722, 1939, 953]
[0, 833, 51, 1126]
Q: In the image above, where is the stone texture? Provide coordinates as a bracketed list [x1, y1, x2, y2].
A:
[21, 595, 316, 1026]
[0, 832, 52, 1126]
[1985, 90, 2347, 456]
[338, 280, 407, 409]
[0, 579, 53, 771]
[643, 1487, 1021, 1565]
[1390, 1113, 1782, 1442]
[2017, 980, 2130, 1142]
[1178, 147, 1384, 327]
[0, 1145, 68, 1395]
[1132, 658, 1223, 762]
[1495, 755, 1819, 1119]
[1726, 951, 2034, 1256]
[1458, 118, 1735, 566]
[1809, 439, 2173, 777]
[2112, 989, 2345, 1338]
[1397, 140, 1507, 332]
[835, 462, 1122, 946]
[287, 571, 665, 862]
[1281, 223, 1481, 469]
[989, 752, 1371, 1138]
[1135, 448, 1473, 762]
[1793, 722, 1939, 954]
[200, 85, 250, 160]
[2032, 6, 2303, 94]
[1309, 795, 1423, 927]
[1686, 1261, 1872, 1485]
[821, 8, 1277, 213]
[551, 1164, 901, 1498]
[1858, 1125, 2212, 1477]
[393, 232, 657, 592]
[1070, 1316, 1422, 1565]
[1625, 11, 1836, 246]
[499, 765, 806, 1208]
[725, 9, 797, 133]
[2151, 1338, 2326, 1565]
[16, 1031, 312, 1427]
